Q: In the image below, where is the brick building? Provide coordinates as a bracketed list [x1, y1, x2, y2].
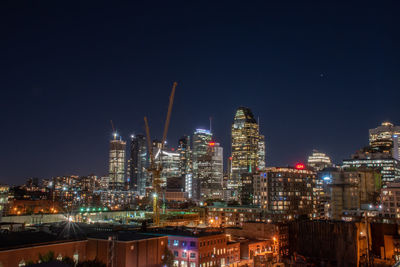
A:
[0, 230, 167, 267]
[0, 231, 87, 267]
[145, 228, 230, 267]
[87, 231, 167, 267]
[207, 204, 262, 227]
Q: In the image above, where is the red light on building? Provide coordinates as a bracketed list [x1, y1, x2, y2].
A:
[229, 157, 232, 160]
[171, 148, 175, 151]
[295, 163, 305, 170]
[209, 142, 215, 147]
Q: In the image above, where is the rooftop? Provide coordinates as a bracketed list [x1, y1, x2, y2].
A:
[88, 231, 164, 241]
[0, 231, 84, 251]
[143, 227, 224, 238]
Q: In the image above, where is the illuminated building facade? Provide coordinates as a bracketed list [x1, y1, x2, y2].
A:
[198, 142, 224, 200]
[240, 173, 254, 205]
[0, 184, 9, 217]
[178, 136, 193, 196]
[380, 182, 400, 219]
[307, 149, 333, 171]
[317, 167, 381, 220]
[155, 148, 181, 188]
[146, 229, 229, 267]
[343, 152, 400, 187]
[258, 135, 266, 171]
[129, 134, 148, 195]
[231, 107, 263, 197]
[207, 204, 263, 227]
[254, 167, 316, 222]
[108, 134, 126, 190]
[369, 121, 400, 160]
[192, 129, 212, 200]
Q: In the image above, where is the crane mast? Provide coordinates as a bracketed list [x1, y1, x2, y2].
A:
[144, 82, 177, 226]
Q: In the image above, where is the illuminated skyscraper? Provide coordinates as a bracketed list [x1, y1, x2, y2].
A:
[109, 133, 126, 190]
[369, 121, 400, 160]
[192, 129, 212, 200]
[307, 149, 333, 171]
[177, 136, 193, 196]
[129, 134, 148, 195]
[198, 142, 224, 200]
[154, 147, 181, 188]
[231, 107, 263, 196]
[258, 135, 266, 171]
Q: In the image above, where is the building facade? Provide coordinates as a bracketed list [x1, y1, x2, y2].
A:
[147, 229, 229, 267]
[343, 152, 400, 187]
[155, 149, 181, 188]
[198, 142, 224, 201]
[231, 107, 263, 199]
[178, 136, 193, 198]
[109, 134, 126, 190]
[207, 204, 263, 227]
[0, 184, 9, 218]
[307, 149, 333, 171]
[369, 121, 400, 160]
[380, 182, 400, 219]
[317, 167, 381, 220]
[254, 167, 316, 222]
[129, 134, 148, 195]
[192, 129, 213, 200]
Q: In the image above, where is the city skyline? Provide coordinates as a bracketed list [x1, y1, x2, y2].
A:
[1, 1, 399, 184]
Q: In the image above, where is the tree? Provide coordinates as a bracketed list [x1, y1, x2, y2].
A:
[62, 256, 75, 266]
[161, 246, 175, 267]
[38, 251, 55, 263]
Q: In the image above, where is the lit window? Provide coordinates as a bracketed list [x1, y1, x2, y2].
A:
[173, 240, 179, 246]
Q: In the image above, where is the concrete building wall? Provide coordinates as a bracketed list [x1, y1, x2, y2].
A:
[288, 221, 358, 266]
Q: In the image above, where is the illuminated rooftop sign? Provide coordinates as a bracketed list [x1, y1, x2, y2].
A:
[295, 163, 305, 170]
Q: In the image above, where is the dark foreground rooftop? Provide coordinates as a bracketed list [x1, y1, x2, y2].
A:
[0, 231, 84, 251]
[143, 227, 223, 238]
[88, 231, 165, 241]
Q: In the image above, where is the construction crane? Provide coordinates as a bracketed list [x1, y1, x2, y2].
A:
[144, 81, 177, 226]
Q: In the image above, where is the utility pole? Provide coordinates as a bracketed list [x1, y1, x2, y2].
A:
[364, 211, 370, 267]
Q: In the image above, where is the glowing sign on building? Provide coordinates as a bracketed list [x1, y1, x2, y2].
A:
[295, 163, 305, 170]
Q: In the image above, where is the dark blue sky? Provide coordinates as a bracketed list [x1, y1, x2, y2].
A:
[1, 1, 399, 185]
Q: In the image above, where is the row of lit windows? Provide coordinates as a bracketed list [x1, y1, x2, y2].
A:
[199, 238, 226, 247]
[173, 251, 196, 259]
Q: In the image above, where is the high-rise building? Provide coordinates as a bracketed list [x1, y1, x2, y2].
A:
[108, 133, 126, 190]
[317, 167, 381, 220]
[0, 184, 9, 218]
[192, 129, 212, 200]
[231, 107, 263, 196]
[177, 136, 192, 196]
[240, 173, 254, 205]
[154, 148, 181, 188]
[307, 150, 333, 171]
[198, 142, 224, 200]
[342, 148, 400, 187]
[129, 134, 148, 195]
[254, 166, 316, 222]
[369, 121, 400, 160]
[258, 135, 266, 171]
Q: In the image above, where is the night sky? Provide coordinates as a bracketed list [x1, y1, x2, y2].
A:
[1, 1, 399, 185]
